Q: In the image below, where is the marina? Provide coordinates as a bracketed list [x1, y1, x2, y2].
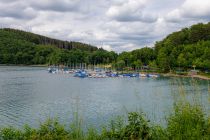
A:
[47, 66, 160, 78]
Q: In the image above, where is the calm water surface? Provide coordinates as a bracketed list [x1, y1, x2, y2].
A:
[0, 66, 209, 128]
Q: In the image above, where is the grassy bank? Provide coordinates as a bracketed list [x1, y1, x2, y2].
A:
[200, 73, 210, 79]
[162, 72, 210, 80]
[0, 100, 209, 140]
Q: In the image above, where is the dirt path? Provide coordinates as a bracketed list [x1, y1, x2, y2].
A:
[162, 73, 210, 80]
[191, 75, 210, 80]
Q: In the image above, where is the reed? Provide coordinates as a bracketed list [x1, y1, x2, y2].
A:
[0, 83, 209, 140]
[0, 102, 209, 140]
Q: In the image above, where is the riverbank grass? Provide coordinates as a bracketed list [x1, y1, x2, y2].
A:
[0, 99, 209, 140]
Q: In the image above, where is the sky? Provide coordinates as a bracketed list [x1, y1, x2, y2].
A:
[0, 0, 210, 52]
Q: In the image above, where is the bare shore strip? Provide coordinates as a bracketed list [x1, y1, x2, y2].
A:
[163, 73, 210, 80]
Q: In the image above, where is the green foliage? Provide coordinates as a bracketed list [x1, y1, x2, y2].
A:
[154, 22, 210, 71]
[0, 28, 98, 51]
[0, 28, 117, 65]
[115, 60, 126, 71]
[148, 61, 158, 70]
[113, 47, 156, 71]
[102, 113, 151, 140]
[114, 22, 210, 72]
[133, 60, 143, 70]
[88, 49, 117, 65]
[157, 48, 171, 71]
[117, 52, 134, 67]
[0, 127, 23, 140]
[36, 119, 69, 139]
[124, 112, 151, 139]
[132, 47, 156, 65]
[1, 22, 210, 71]
[177, 53, 187, 67]
[167, 102, 209, 140]
[150, 126, 168, 140]
[0, 102, 210, 140]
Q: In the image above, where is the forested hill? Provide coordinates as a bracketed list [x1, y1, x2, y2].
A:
[0, 28, 117, 65]
[154, 22, 210, 71]
[155, 22, 210, 50]
[114, 22, 210, 72]
[0, 28, 98, 51]
[0, 23, 209, 70]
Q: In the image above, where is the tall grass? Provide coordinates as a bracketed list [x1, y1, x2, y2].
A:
[0, 101, 209, 140]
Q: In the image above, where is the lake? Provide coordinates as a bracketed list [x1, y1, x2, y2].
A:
[0, 66, 209, 128]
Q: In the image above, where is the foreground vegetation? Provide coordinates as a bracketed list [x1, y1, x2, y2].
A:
[0, 100, 209, 139]
[1, 22, 210, 72]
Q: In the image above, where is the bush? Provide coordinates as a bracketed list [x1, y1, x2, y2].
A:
[102, 112, 151, 140]
[167, 102, 209, 140]
[0, 101, 209, 140]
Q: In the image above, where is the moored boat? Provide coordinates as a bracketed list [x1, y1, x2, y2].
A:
[139, 73, 147, 77]
[74, 70, 88, 78]
[148, 74, 160, 78]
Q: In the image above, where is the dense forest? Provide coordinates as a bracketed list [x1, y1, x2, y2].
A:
[116, 22, 210, 72]
[154, 22, 210, 71]
[0, 22, 210, 72]
[0, 28, 117, 65]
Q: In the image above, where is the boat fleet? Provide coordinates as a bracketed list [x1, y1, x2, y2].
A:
[48, 67, 160, 78]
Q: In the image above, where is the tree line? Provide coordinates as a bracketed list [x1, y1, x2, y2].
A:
[115, 22, 210, 72]
[0, 28, 117, 65]
[0, 22, 210, 72]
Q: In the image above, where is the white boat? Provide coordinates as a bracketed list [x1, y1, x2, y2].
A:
[148, 74, 160, 78]
[139, 73, 147, 77]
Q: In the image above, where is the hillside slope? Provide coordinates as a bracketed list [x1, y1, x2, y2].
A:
[0, 28, 117, 65]
[0, 28, 98, 51]
[154, 22, 210, 71]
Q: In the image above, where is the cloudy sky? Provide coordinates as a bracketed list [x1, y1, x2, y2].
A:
[0, 0, 210, 52]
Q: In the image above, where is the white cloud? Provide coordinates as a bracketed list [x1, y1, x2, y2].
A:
[106, 0, 157, 22]
[100, 44, 113, 51]
[182, 0, 210, 18]
[0, 1, 37, 19]
[29, 0, 81, 12]
[166, 0, 210, 22]
[120, 43, 140, 52]
[0, 0, 210, 52]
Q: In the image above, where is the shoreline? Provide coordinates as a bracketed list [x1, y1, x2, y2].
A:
[0, 65, 209, 80]
[162, 73, 210, 80]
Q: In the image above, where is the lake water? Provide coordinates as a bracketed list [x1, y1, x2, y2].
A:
[0, 66, 209, 128]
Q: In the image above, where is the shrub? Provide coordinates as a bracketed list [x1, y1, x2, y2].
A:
[167, 102, 208, 140]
